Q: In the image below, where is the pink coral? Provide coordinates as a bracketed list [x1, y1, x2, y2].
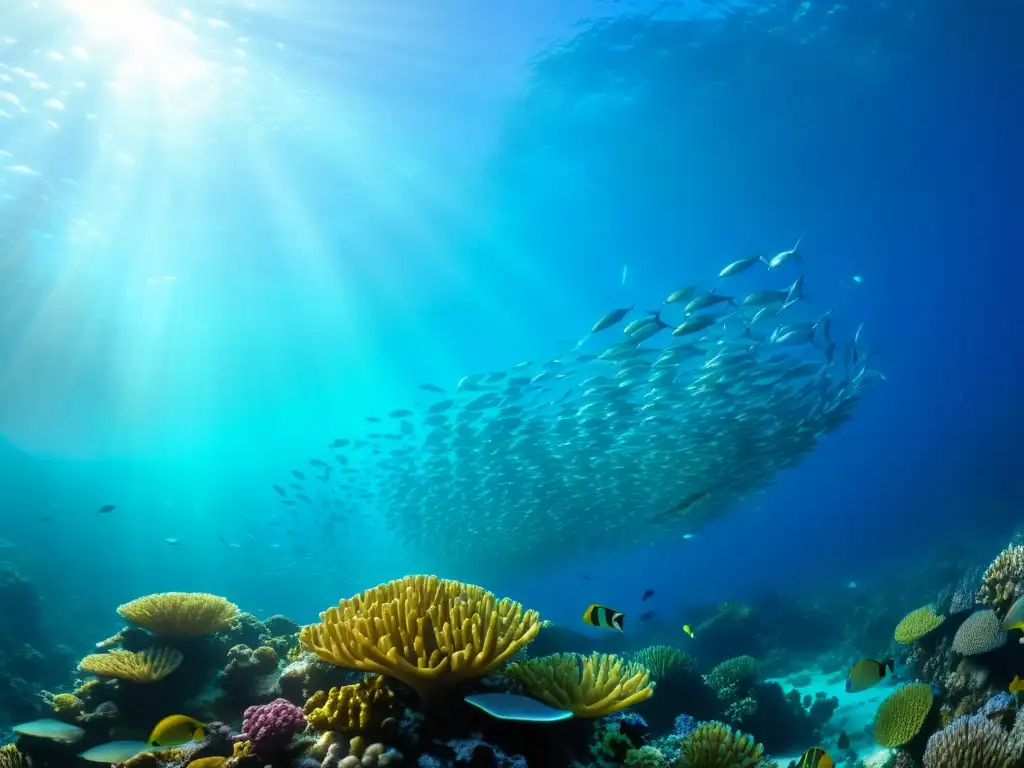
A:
[240, 697, 305, 752]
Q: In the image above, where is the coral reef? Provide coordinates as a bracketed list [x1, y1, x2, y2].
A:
[875, 683, 934, 747]
[977, 545, 1024, 614]
[922, 710, 1024, 767]
[895, 606, 945, 645]
[679, 721, 764, 768]
[117, 593, 241, 638]
[78, 647, 184, 682]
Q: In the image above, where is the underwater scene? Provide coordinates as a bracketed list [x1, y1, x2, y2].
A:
[0, 0, 1021, 767]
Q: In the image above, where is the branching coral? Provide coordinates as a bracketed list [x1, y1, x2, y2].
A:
[679, 721, 764, 768]
[632, 645, 693, 681]
[951, 609, 1006, 656]
[117, 592, 240, 637]
[977, 545, 1024, 614]
[923, 711, 1024, 767]
[304, 675, 398, 735]
[507, 651, 653, 717]
[895, 606, 945, 645]
[78, 647, 184, 682]
[299, 575, 540, 701]
[0, 745, 24, 768]
[874, 683, 934, 747]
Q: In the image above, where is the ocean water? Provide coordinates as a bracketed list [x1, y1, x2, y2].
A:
[0, 0, 1021, 765]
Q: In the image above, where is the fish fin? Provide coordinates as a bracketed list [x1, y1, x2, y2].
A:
[793, 232, 805, 252]
[193, 727, 204, 740]
[885, 658, 895, 674]
[613, 613, 625, 631]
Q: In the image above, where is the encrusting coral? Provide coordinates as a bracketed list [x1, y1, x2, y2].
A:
[507, 651, 654, 717]
[299, 575, 541, 701]
[977, 544, 1024, 614]
[304, 675, 397, 735]
[117, 592, 240, 637]
[679, 721, 764, 768]
[78, 647, 184, 682]
[951, 609, 1007, 656]
[895, 606, 945, 645]
[874, 683, 934, 747]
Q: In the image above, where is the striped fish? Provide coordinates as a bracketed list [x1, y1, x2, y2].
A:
[582, 604, 624, 632]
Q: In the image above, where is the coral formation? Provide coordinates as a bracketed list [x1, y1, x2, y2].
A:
[304, 675, 397, 735]
[704, 656, 758, 698]
[239, 697, 306, 753]
[679, 721, 764, 768]
[117, 592, 241, 637]
[977, 545, 1024, 614]
[951, 609, 1006, 656]
[874, 683, 934, 747]
[507, 651, 654, 717]
[78, 647, 184, 682]
[632, 646, 693, 681]
[0, 745, 24, 768]
[300, 575, 541, 701]
[895, 606, 945, 644]
[922, 710, 1024, 767]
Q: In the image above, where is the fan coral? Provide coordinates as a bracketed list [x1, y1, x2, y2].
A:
[304, 675, 397, 735]
[78, 647, 183, 682]
[299, 575, 540, 701]
[507, 651, 654, 717]
[895, 606, 945, 644]
[923, 711, 1024, 767]
[0, 745, 24, 768]
[705, 655, 758, 695]
[240, 698, 306, 753]
[632, 645, 693, 681]
[117, 592, 240, 637]
[679, 721, 764, 768]
[874, 683, 934, 747]
[951, 609, 1007, 656]
[978, 545, 1024, 614]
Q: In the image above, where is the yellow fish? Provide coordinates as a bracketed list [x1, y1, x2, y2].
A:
[187, 759, 229, 768]
[582, 604, 624, 632]
[147, 715, 205, 747]
[1009, 675, 1024, 695]
[683, 624, 694, 639]
[846, 657, 894, 693]
[796, 747, 834, 768]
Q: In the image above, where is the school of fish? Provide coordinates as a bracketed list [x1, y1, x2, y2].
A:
[272, 245, 883, 571]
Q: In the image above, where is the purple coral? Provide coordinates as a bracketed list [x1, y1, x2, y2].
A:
[240, 697, 305, 752]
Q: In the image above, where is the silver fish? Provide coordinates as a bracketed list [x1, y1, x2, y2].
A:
[684, 291, 735, 314]
[767, 234, 804, 269]
[718, 254, 765, 278]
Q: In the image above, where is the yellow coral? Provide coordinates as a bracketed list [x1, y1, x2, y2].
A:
[232, 741, 255, 758]
[680, 721, 763, 768]
[73, 679, 100, 699]
[507, 652, 654, 717]
[0, 745, 24, 768]
[117, 592, 240, 637]
[95, 630, 126, 650]
[304, 675, 397, 734]
[186, 759, 228, 768]
[894, 606, 944, 644]
[300, 575, 541, 701]
[978, 545, 1024, 614]
[632, 645, 692, 681]
[78, 647, 183, 682]
[252, 645, 279, 669]
[49, 693, 83, 715]
[874, 683, 934, 746]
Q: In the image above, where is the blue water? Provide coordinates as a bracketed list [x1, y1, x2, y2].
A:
[0, 0, 1020, 649]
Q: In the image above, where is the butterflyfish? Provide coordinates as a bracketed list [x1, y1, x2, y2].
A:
[845, 657, 894, 693]
[147, 714, 206, 747]
[582, 604, 624, 632]
[796, 747, 834, 768]
[1009, 675, 1024, 695]
[683, 624, 694, 639]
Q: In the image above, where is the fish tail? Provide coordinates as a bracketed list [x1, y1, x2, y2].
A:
[793, 232, 804, 252]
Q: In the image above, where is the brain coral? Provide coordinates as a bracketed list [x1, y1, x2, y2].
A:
[895, 606, 945, 644]
[679, 721, 764, 768]
[977, 545, 1024, 614]
[923, 711, 1024, 767]
[875, 683, 934, 747]
[951, 609, 1007, 656]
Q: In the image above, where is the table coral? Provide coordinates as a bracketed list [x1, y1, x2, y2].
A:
[117, 592, 240, 637]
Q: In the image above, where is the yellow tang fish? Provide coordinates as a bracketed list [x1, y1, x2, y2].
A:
[797, 747, 834, 768]
[846, 657, 894, 693]
[148, 715, 206, 747]
[683, 624, 694, 639]
[582, 604, 624, 632]
[1009, 675, 1024, 695]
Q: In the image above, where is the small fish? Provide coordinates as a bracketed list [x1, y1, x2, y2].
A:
[665, 285, 696, 304]
[718, 254, 764, 278]
[147, 715, 206, 747]
[1009, 675, 1024, 695]
[420, 384, 445, 393]
[682, 624, 694, 638]
[330, 438, 350, 448]
[79, 741, 152, 764]
[684, 291, 734, 314]
[837, 731, 850, 750]
[621, 264, 628, 285]
[290, 469, 305, 480]
[742, 289, 789, 306]
[366, 416, 381, 423]
[97, 504, 116, 514]
[308, 459, 328, 469]
[846, 657, 894, 693]
[13, 719, 85, 743]
[639, 610, 656, 622]
[767, 233, 804, 269]
[852, 275, 863, 284]
[582, 604, 625, 632]
[641, 589, 655, 601]
[672, 314, 719, 337]
[796, 747, 833, 768]
[592, 306, 634, 333]
[164, 538, 181, 546]
[272, 485, 287, 497]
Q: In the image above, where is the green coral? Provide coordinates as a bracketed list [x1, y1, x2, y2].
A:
[705, 655, 758, 701]
[632, 645, 693, 681]
[624, 745, 669, 767]
[679, 721, 764, 768]
[875, 683, 934, 746]
[894, 605, 944, 644]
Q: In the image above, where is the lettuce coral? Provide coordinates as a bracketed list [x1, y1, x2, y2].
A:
[299, 575, 540, 701]
[874, 683, 934, 747]
[507, 651, 654, 717]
